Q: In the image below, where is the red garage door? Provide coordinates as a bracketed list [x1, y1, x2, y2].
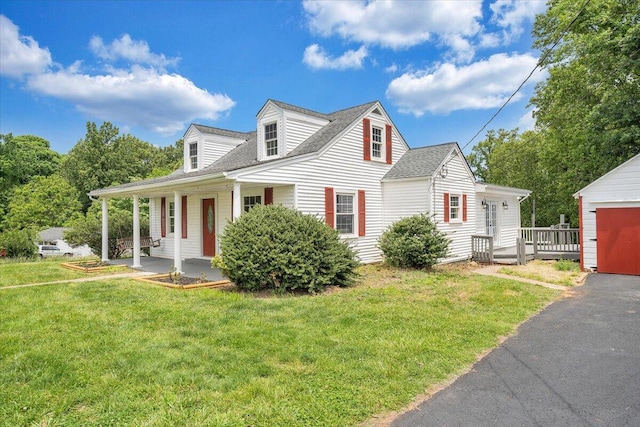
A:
[596, 207, 640, 275]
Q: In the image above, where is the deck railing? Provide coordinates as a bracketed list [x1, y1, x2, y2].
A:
[471, 235, 493, 263]
[520, 228, 580, 254]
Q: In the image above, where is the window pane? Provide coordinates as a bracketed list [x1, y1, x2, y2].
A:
[336, 215, 354, 234]
[243, 195, 262, 212]
[265, 123, 278, 156]
[336, 194, 353, 214]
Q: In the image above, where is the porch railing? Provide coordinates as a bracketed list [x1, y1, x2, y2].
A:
[471, 235, 493, 263]
[520, 228, 580, 254]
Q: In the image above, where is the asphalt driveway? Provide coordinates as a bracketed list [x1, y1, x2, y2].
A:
[392, 273, 640, 427]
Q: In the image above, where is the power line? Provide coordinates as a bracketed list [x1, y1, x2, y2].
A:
[458, 0, 593, 154]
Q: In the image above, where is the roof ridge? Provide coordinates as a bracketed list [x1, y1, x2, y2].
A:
[267, 99, 332, 119]
[191, 124, 252, 138]
[328, 100, 378, 117]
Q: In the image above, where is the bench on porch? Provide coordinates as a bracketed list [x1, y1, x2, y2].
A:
[116, 236, 161, 252]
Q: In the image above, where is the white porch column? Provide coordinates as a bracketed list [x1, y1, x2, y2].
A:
[233, 181, 242, 220]
[101, 197, 109, 262]
[132, 194, 142, 268]
[173, 191, 183, 273]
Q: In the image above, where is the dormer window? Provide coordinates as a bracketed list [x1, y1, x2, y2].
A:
[189, 142, 198, 170]
[265, 123, 278, 157]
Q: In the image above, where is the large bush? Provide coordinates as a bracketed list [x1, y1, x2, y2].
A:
[0, 229, 37, 258]
[214, 204, 358, 293]
[378, 213, 449, 269]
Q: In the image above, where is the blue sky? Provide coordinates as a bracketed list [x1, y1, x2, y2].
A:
[0, 0, 547, 154]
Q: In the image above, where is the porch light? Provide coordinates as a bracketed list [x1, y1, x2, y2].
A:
[502, 201, 509, 209]
[481, 199, 487, 208]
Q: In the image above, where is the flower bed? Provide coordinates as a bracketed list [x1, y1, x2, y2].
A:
[61, 260, 129, 273]
[135, 273, 231, 290]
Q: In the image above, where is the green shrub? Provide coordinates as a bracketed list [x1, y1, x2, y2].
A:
[378, 213, 449, 269]
[0, 229, 37, 258]
[554, 258, 579, 272]
[214, 204, 359, 293]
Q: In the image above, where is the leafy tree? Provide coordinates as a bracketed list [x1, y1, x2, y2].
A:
[64, 198, 149, 259]
[467, 129, 520, 183]
[0, 133, 61, 223]
[149, 139, 183, 177]
[2, 175, 82, 231]
[529, 0, 640, 223]
[59, 122, 160, 211]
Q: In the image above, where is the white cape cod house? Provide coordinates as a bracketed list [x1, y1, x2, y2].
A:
[90, 100, 529, 271]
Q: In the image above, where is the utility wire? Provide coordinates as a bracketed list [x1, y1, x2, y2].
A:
[457, 0, 592, 154]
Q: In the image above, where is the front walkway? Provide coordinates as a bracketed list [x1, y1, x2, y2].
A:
[111, 257, 226, 281]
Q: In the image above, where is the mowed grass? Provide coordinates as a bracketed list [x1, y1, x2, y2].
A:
[0, 258, 89, 287]
[0, 263, 560, 426]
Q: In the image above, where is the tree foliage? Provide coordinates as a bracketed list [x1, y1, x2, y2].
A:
[468, 0, 639, 227]
[2, 175, 82, 231]
[0, 228, 37, 258]
[64, 199, 149, 259]
[59, 122, 182, 211]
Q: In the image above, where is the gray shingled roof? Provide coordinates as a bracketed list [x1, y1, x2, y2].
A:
[91, 100, 378, 195]
[383, 142, 457, 180]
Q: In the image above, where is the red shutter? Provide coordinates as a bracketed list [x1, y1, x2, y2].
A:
[264, 187, 274, 205]
[160, 197, 167, 237]
[462, 194, 467, 222]
[385, 124, 392, 164]
[444, 193, 450, 223]
[325, 187, 335, 228]
[181, 195, 188, 238]
[358, 190, 366, 237]
[363, 118, 371, 161]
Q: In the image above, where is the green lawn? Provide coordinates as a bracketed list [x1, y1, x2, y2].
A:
[0, 258, 89, 287]
[0, 263, 560, 426]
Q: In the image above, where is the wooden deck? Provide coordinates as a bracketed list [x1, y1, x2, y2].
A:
[472, 228, 580, 265]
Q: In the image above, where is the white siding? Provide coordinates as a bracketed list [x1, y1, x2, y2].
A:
[234, 114, 408, 263]
[576, 155, 640, 270]
[382, 179, 431, 228]
[475, 192, 523, 247]
[283, 112, 328, 153]
[432, 152, 476, 261]
[183, 127, 243, 171]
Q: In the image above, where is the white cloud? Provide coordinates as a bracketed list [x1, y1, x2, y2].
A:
[303, 44, 368, 70]
[0, 15, 52, 78]
[385, 63, 398, 74]
[517, 109, 537, 131]
[386, 53, 546, 116]
[89, 34, 179, 69]
[489, 0, 548, 45]
[26, 65, 235, 134]
[303, 0, 482, 56]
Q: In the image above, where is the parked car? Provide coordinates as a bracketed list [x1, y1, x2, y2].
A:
[38, 245, 72, 258]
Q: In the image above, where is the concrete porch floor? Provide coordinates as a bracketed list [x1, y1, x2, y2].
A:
[111, 256, 226, 282]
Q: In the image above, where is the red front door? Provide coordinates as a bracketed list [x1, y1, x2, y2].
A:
[202, 199, 216, 256]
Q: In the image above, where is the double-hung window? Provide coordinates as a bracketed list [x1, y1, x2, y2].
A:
[189, 142, 198, 170]
[168, 201, 176, 233]
[265, 123, 278, 157]
[335, 193, 354, 234]
[371, 126, 383, 159]
[243, 195, 262, 212]
[449, 194, 461, 221]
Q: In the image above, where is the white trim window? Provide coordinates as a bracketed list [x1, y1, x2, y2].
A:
[449, 194, 461, 222]
[336, 193, 354, 234]
[243, 195, 262, 212]
[371, 126, 383, 159]
[264, 122, 278, 157]
[189, 142, 198, 170]
[168, 201, 176, 233]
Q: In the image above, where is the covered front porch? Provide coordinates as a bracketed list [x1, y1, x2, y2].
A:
[111, 256, 226, 280]
[93, 174, 298, 274]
